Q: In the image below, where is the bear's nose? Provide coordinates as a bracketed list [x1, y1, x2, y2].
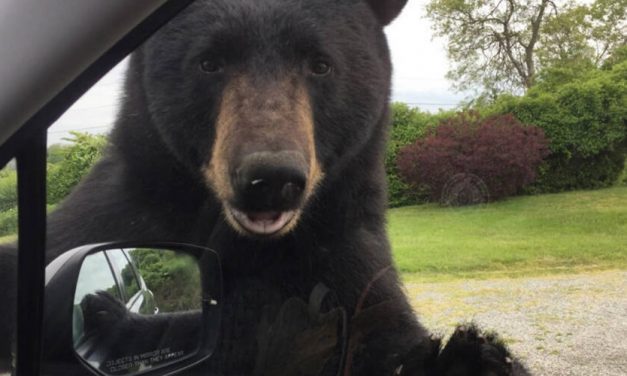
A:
[234, 152, 307, 212]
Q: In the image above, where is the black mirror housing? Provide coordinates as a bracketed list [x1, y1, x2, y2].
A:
[41, 242, 222, 376]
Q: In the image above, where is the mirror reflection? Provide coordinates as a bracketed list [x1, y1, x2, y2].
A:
[73, 248, 203, 376]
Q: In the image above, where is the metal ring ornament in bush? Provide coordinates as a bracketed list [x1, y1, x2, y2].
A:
[440, 173, 490, 206]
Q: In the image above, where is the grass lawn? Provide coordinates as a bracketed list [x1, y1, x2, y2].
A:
[388, 186, 627, 280]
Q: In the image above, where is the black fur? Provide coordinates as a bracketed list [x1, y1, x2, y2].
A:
[0, 0, 530, 374]
[433, 324, 532, 376]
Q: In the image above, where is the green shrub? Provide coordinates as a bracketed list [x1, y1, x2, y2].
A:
[397, 112, 549, 204]
[0, 134, 104, 239]
[47, 132, 107, 204]
[0, 170, 17, 212]
[0, 169, 19, 237]
[525, 148, 626, 193]
[386, 103, 455, 207]
[0, 207, 17, 237]
[489, 61, 627, 192]
[0, 204, 56, 238]
[619, 160, 627, 186]
[131, 249, 201, 312]
[47, 144, 69, 165]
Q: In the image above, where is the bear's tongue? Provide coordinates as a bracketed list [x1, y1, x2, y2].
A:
[247, 211, 281, 222]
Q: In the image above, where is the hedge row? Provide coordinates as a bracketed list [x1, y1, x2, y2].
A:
[0, 170, 17, 212]
[0, 208, 17, 237]
[385, 103, 454, 207]
[0, 205, 56, 237]
[488, 60, 627, 193]
[387, 60, 626, 206]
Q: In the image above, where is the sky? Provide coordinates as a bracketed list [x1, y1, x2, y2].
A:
[48, 0, 464, 145]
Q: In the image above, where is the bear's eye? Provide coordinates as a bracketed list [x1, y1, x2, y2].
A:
[310, 60, 332, 76]
[199, 59, 223, 74]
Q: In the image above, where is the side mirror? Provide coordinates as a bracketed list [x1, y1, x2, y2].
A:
[42, 242, 221, 376]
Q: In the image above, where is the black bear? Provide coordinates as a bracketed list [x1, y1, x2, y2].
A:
[0, 0, 530, 374]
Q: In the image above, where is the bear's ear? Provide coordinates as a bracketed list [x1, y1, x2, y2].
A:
[365, 0, 408, 26]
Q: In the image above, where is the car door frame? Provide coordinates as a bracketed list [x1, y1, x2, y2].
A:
[0, 2, 195, 374]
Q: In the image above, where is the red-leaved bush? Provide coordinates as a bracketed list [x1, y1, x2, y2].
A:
[397, 112, 550, 205]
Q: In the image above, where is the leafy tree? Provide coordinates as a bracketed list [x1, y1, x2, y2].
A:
[47, 132, 107, 204]
[602, 45, 627, 70]
[426, 0, 626, 95]
[540, 0, 626, 67]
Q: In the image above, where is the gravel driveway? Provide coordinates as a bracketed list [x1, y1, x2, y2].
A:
[404, 270, 627, 376]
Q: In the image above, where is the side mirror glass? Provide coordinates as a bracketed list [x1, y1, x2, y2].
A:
[43, 243, 221, 376]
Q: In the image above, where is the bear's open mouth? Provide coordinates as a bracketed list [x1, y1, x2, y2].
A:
[228, 206, 297, 235]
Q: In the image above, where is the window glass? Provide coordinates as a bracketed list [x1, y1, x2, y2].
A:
[0, 160, 17, 245]
[74, 251, 120, 305]
[106, 249, 141, 302]
[0, 159, 17, 373]
[18, 1, 625, 375]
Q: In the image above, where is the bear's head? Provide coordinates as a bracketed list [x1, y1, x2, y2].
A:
[138, 0, 406, 237]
